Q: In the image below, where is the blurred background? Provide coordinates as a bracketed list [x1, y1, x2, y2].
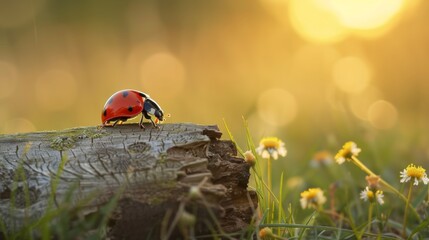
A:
[1, 0, 429, 183]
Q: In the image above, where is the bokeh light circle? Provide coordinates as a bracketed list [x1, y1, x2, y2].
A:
[332, 56, 371, 94]
[140, 52, 186, 99]
[348, 86, 382, 120]
[35, 70, 77, 111]
[289, 0, 348, 44]
[0, 61, 18, 99]
[326, 0, 404, 30]
[257, 88, 298, 127]
[367, 100, 398, 129]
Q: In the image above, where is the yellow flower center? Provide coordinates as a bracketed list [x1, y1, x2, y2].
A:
[342, 141, 355, 155]
[406, 164, 426, 179]
[366, 190, 374, 200]
[335, 141, 360, 161]
[260, 137, 281, 149]
[301, 188, 320, 199]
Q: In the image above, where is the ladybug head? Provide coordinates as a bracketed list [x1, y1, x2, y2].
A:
[144, 98, 165, 122]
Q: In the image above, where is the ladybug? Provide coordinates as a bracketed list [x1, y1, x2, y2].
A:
[101, 89, 165, 128]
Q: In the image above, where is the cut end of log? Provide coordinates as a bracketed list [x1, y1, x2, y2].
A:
[0, 123, 257, 239]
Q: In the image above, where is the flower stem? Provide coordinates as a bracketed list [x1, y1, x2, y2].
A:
[367, 203, 374, 233]
[350, 156, 377, 176]
[351, 156, 421, 222]
[402, 183, 413, 237]
[251, 167, 281, 203]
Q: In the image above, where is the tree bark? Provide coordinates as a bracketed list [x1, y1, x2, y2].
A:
[0, 123, 257, 239]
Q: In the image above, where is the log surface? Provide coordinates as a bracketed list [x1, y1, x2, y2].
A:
[0, 123, 257, 239]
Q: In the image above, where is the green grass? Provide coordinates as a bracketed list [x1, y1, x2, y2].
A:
[3, 120, 429, 239]
[224, 118, 429, 239]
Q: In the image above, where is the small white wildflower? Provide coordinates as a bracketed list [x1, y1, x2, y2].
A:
[255, 137, 287, 160]
[400, 164, 429, 186]
[360, 187, 384, 205]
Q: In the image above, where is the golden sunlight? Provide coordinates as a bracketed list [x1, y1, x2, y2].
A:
[367, 100, 398, 129]
[332, 56, 371, 94]
[289, 0, 348, 43]
[35, 70, 77, 111]
[4, 117, 36, 134]
[257, 88, 298, 127]
[0, 61, 18, 99]
[348, 86, 382, 120]
[140, 52, 186, 100]
[268, 0, 412, 43]
[326, 0, 404, 30]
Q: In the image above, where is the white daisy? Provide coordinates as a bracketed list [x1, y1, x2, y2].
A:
[360, 187, 384, 205]
[255, 137, 287, 160]
[400, 164, 429, 186]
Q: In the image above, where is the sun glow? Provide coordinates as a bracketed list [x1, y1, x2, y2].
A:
[326, 0, 404, 30]
[257, 88, 298, 127]
[35, 70, 77, 111]
[332, 56, 371, 94]
[140, 52, 186, 100]
[288, 0, 348, 44]
[367, 100, 398, 129]
[263, 0, 409, 43]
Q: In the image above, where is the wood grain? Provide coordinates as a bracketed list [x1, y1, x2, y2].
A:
[0, 123, 257, 239]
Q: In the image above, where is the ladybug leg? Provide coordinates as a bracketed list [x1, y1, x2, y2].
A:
[112, 119, 121, 127]
[149, 118, 159, 129]
[139, 114, 145, 129]
[143, 111, 158, 128]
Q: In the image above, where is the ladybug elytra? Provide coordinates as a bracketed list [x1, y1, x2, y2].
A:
[101, 89, 165, 128]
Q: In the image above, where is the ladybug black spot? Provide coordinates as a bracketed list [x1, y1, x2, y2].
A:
[128, 106, 133, 112]
[122, 91, 129, 98]
[103, 109, 107, 116]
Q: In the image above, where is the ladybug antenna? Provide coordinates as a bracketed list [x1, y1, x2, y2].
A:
[162, 113, 171, 122]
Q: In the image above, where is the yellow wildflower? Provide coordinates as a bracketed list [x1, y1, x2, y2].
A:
[300, 188, 327, 209]
[335, 141, 361, 164]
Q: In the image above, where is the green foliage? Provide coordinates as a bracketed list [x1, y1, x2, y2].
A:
[3, 120, 429, 239]
[224, 118, 429, 239]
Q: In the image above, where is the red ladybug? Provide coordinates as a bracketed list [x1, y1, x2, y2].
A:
[101, 89, 165, 128]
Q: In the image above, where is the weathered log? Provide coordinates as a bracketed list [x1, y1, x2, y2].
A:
[0, 123, 257, 239]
